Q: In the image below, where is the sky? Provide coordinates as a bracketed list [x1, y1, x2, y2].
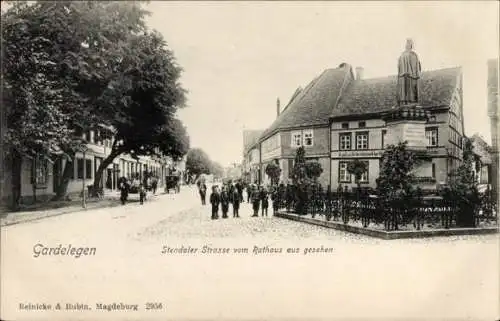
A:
[145, 1, 499, 167]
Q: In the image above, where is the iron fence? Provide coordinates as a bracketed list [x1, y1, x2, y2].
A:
[273, 189, 498, 231]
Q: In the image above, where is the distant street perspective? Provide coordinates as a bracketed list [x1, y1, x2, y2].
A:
[1, 1, 499, 320]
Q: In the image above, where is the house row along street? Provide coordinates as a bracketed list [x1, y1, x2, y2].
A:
[1, 185, 499, 320]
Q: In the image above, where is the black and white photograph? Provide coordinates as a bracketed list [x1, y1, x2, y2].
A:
[1, 1, 499, 320]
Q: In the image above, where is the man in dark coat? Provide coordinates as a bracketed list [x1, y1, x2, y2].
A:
[236, 181, 244, 203]
[271, 186, 280, 215]
[260, 186, 269, 217]
[231, 186, 241, 218]
[251, 185, 260, 217]
[118, 177, 130, 205]
[246, 184, 252, 203]
[199, 182, 207, 205]
[220, 186, 230, 219]
[210, 186, 220, 220]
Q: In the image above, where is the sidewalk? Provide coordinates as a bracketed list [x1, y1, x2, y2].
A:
[0, 192, 125, 227]
[0, 186, 190, 227]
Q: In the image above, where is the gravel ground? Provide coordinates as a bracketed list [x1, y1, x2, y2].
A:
[2, 186, 498, 320]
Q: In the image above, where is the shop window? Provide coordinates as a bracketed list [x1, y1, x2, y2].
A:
[86, 159, 92, 179]
[32, 155, 48, 188]
[77, 158, 84, 179]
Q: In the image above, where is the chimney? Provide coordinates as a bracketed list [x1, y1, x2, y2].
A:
[355, 67, 364, 80]
[276, 97, 281, 118]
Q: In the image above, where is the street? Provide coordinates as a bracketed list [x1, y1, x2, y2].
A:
[1, 185, 499, 320]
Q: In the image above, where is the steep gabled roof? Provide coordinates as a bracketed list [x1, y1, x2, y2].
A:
[333, 67, 461, 118]
[260, 65, 352, 140]
[471, 133, 492, 164]
[243, 129, 263, 153]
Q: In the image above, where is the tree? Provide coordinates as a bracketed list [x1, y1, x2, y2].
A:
[1, 1, 155, 202]
[446, 137, 481, 227]
[347, 159, 368, 193]
[210, 161, 224, 179]
[185, 148, 212, 178]
[91, 29, 188, 192]
[291, 147, 323, 214]
[305, 162, 323, 183]
[376, 141, 418, 200]
[2, 1, 77, 208]
[265, 162, 281, 186]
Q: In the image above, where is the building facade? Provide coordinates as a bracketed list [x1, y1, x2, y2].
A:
[330, 66, 464, 190]
[242, 130, 263, 184]
[1, 127, 176, 205]
[245, 42, 471, 191]
[487, 58, 499, 201]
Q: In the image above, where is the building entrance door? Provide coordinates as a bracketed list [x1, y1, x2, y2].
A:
[53, 158, 62, 193]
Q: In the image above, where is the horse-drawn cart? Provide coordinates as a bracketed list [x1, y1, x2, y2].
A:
[165, 175, 180, 193]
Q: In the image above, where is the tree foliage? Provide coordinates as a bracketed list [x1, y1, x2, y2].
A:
[2, 1, 190, 203]
[347, 159, 368, 190]
[186, 148, 212, 177]
[376, 141, 418, 200]
[291, 147, 323, 214]
[265, 162, 281, 186]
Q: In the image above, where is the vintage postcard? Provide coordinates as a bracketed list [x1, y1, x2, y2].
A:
[1, 1, 499, 320]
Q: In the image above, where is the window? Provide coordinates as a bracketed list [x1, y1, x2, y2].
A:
[77, 158, 84, 179]
[432, 163, 436, 179]
[356, 132, 369, 150]
[339, 133, 351, 150]
[339, 162, 351, 183]
[426, 128, 438, 147]
[359, 161, 369, 183]
[341, 122, 349, 129]
[303, 130, 314, 146]
[381, 130, 387, 148]
[429, 116, 436, 122]
[86, 159, 92, 179]
[358, 121, 366, 128]
[291, 132, 302, 147]
[32, 156, 48, 187]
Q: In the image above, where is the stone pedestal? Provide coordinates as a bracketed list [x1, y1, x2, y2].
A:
[383, 105, 434, 184]
[383, 104, 430, 151]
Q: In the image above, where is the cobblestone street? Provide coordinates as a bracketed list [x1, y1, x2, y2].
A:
[2, 185, 498, 320]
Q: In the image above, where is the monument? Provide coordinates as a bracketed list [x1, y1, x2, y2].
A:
[384, 39, 431, 150]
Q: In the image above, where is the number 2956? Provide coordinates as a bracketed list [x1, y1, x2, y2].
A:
[145, 302, 164, 310]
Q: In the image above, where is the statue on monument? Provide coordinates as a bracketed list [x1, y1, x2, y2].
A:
[397, 39, 422, 105]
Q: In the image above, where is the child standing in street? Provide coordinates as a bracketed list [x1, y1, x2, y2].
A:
[231, 185, 241, 218]
[220, 186, 230, 219]
[139, 183, 146, 205]
[260, 186, 269, 217]
[210, 186, 220, 220]
[251, 185, 260, 217]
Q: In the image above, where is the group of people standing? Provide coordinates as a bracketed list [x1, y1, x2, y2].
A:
[197, 180, 277, 220]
